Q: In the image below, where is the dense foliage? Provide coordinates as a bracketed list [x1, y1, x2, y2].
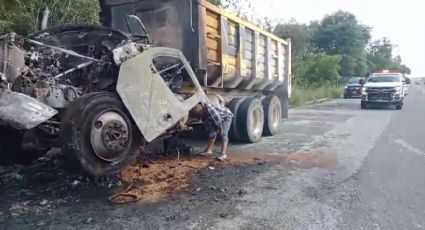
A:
[0, 0, 99, 35]
[274, 11, 411, 86]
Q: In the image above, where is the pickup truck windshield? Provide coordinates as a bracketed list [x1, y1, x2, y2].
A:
[367, 76, 400, 83]
[348, 78, 361, 84]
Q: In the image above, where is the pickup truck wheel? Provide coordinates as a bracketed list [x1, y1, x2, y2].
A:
[262, 95, 281, 136]
[237, 98, 264, 143]
[60, 92, 142, 176]
[361, 101, 367, 110]
[396, 104, 403, 110]
[226, 98, 246, 141]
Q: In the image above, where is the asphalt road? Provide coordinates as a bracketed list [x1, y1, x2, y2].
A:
[216, 84, 425, 230]
[1, 83, 425, 230]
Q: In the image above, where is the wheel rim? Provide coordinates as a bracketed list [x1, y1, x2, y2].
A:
[90, 111, 131, 162]
[250, 106, 264, 139]
[271, 101, 281, 129]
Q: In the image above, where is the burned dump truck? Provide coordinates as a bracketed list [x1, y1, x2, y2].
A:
[99, 0, 292, 140]
[0, 0, 291, 176]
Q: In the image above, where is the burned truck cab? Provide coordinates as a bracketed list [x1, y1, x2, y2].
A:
[0, 20, 205, 175]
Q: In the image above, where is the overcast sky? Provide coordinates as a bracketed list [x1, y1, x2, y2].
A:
[251, 0, 425, 77]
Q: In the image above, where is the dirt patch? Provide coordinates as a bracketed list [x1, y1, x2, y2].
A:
[113, 148, 337, 204]
[118, 156, 215, 203]
[116, 154, 269, 204]
[285, 147, 338, 169]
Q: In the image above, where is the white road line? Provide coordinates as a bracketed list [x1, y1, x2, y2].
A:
[392, 138, 425, 157]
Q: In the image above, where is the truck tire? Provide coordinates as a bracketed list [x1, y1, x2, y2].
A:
[262, 95, 282, 136]
[226, 98, 246, 141]
[396, 103, 403, 110]
[60, 92, 142, 176]
[361, 101, 367, 110]
[237, 98, 264, 143]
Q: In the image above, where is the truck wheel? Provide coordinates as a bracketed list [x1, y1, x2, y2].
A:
[361, 101, 367, 110]
[60, 92, 142, 176]
[237, 98, 264, 143]
[396, 103, 403, 110]
[226, 98, 246, 141]
[262, 95, 282, 136]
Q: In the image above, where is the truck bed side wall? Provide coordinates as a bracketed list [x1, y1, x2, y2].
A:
[198, 1, 291, 94]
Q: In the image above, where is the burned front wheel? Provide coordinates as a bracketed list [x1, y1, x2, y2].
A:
[60, 92, 142, 176]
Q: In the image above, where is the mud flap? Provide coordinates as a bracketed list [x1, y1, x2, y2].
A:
[0, 91, 57, 129]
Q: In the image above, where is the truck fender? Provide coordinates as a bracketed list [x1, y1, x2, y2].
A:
[0, 91, 57, 129]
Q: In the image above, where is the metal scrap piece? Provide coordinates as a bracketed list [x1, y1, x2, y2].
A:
[0, 91, 57, 129]
[25, 38, 108, 63]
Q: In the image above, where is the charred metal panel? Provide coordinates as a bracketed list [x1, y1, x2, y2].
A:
[0, 34, 25, 83]
[116, 47, 204, 142]
[99, 0, 199, 71]
[0, 91, 57, 129]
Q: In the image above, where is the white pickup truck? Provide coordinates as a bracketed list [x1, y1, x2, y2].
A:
[361, 72, 405, 110]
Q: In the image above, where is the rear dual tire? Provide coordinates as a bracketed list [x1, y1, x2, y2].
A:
[262, 96, 282, 136]
[227, 95, 282, 143]
[238, 98, 264, 143]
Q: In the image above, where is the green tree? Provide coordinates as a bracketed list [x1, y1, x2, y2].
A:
[366, 38, 411, 74]
[388, 55, 411, 75]
[311, 11, 371, 76]
[366, 38, 393, 71]
[274, 19, 312, 61]
[294, 53, 342, 87]
[0, 0, 99, 35]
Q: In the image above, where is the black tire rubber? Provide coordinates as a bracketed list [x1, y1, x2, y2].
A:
[361, 101, 367, 109]
[262, 95, 282, 136]
[237, 98, 264, 143]
[396, 104, 403, 110]
[226, 98, 246, 141]
[60, 92, 142, 176]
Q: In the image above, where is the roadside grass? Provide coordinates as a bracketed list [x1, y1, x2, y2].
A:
[290, 85, 344, 106]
